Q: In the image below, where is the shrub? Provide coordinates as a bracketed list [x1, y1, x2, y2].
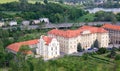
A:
[97, 48, 107, 54]
[115, 55, 120, 60]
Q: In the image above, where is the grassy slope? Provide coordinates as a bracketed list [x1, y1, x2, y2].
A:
[31, 56, 115, 71]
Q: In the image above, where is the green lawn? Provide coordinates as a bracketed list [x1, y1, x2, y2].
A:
[0, 68, 9, 71]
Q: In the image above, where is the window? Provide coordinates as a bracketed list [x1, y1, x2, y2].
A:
[51, 47, 53, 50]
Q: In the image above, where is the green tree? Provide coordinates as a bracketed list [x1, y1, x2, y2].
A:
[19, 45, 31, 55]
[93, 39, 99, 48]
[59, 0, 64, 4]
[97, 48, 107, 54]
[44, 0, 48, 4]
[77, 43, 83, 52]
[19, 0, 28, 4]
[111, 14, 117, 24]
[108, 47, 116, 58]
[35, 57, 46, 71]
[0, 39, 4, 52]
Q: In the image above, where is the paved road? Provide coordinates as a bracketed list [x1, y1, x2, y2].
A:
[2, 22, 120, 30]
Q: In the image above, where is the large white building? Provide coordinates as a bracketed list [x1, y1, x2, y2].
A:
[48, 26, 109, 54]
[36, 35, 60, 60]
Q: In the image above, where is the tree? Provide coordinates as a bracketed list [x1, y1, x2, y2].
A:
[108, 47, 116, 58]
[77, 43, 83, 52]
[19, 0, 28, 4]
[59, 0, 64, 4]
[97, 48, 107, 54]
[0, 39, 4, 52]
[93, 39, 100, 48]
[19, 45, 31, 55]
[111, 14, 117, 24]
[44, 0, 48, 4]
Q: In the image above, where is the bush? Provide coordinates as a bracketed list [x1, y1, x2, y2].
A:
[115, 55, 120, 60]
[97, 48, 107, 54]
[118, 46, 120, 51]
[107, 47, 116, 58]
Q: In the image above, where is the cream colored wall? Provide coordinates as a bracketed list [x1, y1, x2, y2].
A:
[48, 32, 109, 54]
[97, 33, 109, 48]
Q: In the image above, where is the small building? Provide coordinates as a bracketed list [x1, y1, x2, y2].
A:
[22, 20, 30, 26]
[32, 20, 40, 24]
[9, 21, 17, 26]
[36, 35, 60, 60]
[0, 22, 4, 27]
[39, 18, 49, 24]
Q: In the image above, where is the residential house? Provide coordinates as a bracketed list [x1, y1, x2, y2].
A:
[9, 21, 17, 26]
[22, 20, 30, 26]
[39, 18, 49, 24]
[32, 20, 40, 24]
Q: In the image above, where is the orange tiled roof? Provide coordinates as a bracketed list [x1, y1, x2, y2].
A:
[7, 39, 39, 53]
[48, 26, 108, 38]
[42, 36, 52, 45]
[7, 36, 53, 54]
[102, 24, 120, 31]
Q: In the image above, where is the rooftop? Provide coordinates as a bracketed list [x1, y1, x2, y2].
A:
[102, 24, 120, 31]
[7, 39, 39, 54]
[48, 26, 108, 38]
[7, 36, 53, 54]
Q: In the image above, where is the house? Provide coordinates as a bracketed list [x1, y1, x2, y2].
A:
[9, 21, 17, 26]
[22, 20, 30, 26]
[32, 20, 40, 24]
[36, 35, 60, 60]
[0, 22, 4, 27]
[39, 18, 49, 24]
[48, 26, 109, 54]
[102, 24, 120, 44]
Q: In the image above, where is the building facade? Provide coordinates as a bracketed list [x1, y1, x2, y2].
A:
[102, 24, 120, 44]
[48, 26, 109, 54]
[36, 36, 60, 60]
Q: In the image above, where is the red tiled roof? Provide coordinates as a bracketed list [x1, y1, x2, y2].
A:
[7, 39, 39, 53]
[102, 24, 120, 30]
[7, 36, 53, 54]
[48, 26, 108, 38]
[42, 36, 52, 45]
